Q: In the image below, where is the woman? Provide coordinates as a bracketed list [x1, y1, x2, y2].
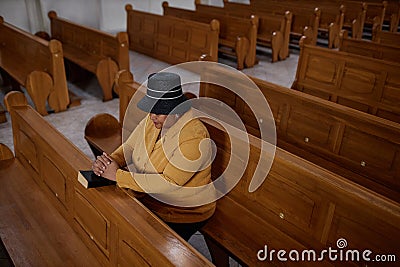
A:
[92, 72, 216, 241]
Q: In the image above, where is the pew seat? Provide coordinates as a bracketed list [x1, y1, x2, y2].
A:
[0, 145, 101, 266]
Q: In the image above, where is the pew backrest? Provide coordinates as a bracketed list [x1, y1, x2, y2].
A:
[292, 41, 400, 123]
[197, 0, 292, 61]
[199, 64, 400, 203]
[373, 28, 400, 45]
[0, 16, 69, 115]
[339, 29, 400, 62]
[224, 0, 321, 45]
[126, 4, 219, 64]
[163, 2, 258, 68]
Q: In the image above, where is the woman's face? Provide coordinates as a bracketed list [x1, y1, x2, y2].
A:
[150, 113, 178, 129]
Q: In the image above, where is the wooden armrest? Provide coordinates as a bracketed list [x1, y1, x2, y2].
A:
[4, 91, 28, 112]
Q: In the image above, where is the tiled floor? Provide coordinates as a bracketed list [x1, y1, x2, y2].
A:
[0, 47, 300, 266]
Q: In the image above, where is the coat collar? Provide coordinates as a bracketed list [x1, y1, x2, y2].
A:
[143, 109, 194, 153]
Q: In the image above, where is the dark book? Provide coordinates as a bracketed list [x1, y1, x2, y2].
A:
[77, 170, 116, 188]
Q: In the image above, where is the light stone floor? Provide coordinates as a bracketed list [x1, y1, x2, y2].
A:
[0, 47, 300, 266]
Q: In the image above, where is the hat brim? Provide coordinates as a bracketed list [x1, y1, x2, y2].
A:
[137, 94, 191, 115]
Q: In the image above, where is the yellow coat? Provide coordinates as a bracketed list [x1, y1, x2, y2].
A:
[110, 110, 216, 223]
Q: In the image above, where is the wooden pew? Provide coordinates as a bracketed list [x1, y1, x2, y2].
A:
[195, 0, 292, 62]
[384, 0, 400, 31]
[373, 27, 400, 44]
[48, 11, 129, 101]
[229, 0, 322, 46]
[364, 1, 388, 32]
[339, 29, 400, 61]
[341, 1, 367, 39]
[2, 91, 213, 267]
[315, 2, 346, 48]
[0, 16, 69, 116]
[292, 39, 400, 123]
[200, 118, 400, 267]
[199, 64, 400, 203]
[363, 0, 400, 31]
[125, 4, 219, 65]
[162, 2, 258, 70]
[85, 68, 400, 266]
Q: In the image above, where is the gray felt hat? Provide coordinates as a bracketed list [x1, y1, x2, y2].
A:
[137, 72, 191, 115]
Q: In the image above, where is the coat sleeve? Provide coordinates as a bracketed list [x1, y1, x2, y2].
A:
[116, 135, 212, 193]
[110, 116, 146, 167]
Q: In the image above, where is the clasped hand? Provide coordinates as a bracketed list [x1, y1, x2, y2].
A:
[92, 152, 119, 181]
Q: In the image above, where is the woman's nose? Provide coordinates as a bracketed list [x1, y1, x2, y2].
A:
[150, 113, 157, 120]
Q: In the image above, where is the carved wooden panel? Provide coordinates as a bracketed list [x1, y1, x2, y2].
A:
[250, 168, 322, 234]
[127, 7, 219, 64]
[17, 128, 39, 173]
[294, 44, 400, 123]
[73, 189, 111, 258]
[118, 239, 151, 267]
[41, 155, 67, 208]
[284, 108, 339, 153]
[339, 126, 400, 189]
[327, 199, 400, 267]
